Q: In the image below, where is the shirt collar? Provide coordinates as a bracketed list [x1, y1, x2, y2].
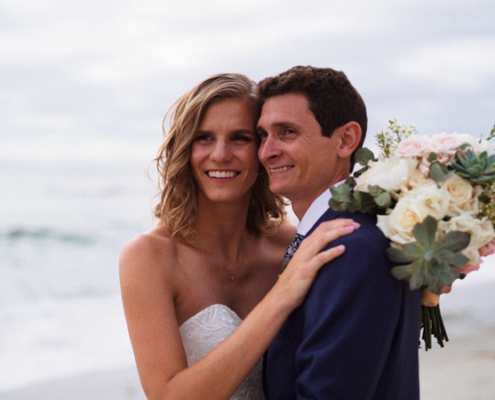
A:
[296, 180, 345, 236]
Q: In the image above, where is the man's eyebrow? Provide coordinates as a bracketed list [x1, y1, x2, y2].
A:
[258, 121, 299, 131]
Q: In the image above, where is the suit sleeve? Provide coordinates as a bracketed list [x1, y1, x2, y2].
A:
[294, 233, 403, 399]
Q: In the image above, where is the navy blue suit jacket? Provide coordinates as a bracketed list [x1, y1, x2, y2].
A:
[263, 208, 420, 399]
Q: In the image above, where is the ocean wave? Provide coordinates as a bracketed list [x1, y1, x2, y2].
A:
[1, 228, 95, 245]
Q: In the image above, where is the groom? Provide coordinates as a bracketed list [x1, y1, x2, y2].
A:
[257, 66, 420, 399]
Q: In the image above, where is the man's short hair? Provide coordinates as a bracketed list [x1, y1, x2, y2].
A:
[258, 66, 368, 170]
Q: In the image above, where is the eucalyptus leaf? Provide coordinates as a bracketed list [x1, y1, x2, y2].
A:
[328, 198, 345, 212]
[427, 152, 438, 162]
[355, 147, 376, 167]
[330, 184, 352, 203]
[429, 162, 453, 184]
[375, 192, 392, 207]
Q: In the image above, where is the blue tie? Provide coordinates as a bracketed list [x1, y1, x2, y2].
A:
[284, 233, 305, 263]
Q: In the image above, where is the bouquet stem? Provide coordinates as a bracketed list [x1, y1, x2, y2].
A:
[420, 304, 449, 350]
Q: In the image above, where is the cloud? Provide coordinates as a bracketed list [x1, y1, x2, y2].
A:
[1, 0, 495, 145]
[396, 37, 495, 91]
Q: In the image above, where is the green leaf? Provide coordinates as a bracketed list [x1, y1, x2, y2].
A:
[354, 191, 381, 215]
[412, 216, 437, 249]
[391, 264, 413, 280]
[427, 152, 438, 162]
[429, 162, 453, 185]
[450, 253, 470, 267]
[355, 147, 376, 167]
[403, 242, 428, 259]
[330, 184, 352, 203]
[329, 184, 355, 212]
[433, 231, 471, 253]
[374, 192, 392, 208]
[409, 260, 427, 290]
[387, 247, 416, 263]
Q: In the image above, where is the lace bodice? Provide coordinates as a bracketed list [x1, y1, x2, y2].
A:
[179, 304, 265, 400]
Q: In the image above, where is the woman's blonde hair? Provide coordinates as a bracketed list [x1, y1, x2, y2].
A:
[153, 73, 286, 243]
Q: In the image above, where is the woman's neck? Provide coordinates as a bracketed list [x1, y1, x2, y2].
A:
[193, 195, 253, 263]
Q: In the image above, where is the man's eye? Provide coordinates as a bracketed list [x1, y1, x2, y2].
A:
[258, 131, 268, 140]
[284, 128, 296, 135]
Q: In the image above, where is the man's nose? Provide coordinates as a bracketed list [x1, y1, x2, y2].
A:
[258, 136, 280, 162]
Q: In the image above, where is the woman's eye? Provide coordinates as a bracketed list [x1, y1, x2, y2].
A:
[194, 133, 211, 142]
[232, 134, 252, 142]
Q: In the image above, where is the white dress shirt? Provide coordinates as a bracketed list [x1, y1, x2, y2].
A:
[297, 181, 345, 236]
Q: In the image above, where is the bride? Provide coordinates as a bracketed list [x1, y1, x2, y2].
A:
[119, 73, 359, 399]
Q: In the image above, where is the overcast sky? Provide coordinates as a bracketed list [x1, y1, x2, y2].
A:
[1, 0, 495, 163]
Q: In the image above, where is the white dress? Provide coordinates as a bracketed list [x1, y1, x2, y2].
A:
[179, 304, 265, 400]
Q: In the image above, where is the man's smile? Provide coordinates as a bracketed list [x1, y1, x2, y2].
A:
[270, 165, 294, 173]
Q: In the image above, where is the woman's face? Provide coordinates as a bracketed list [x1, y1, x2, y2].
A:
[190, 98, 259, 205]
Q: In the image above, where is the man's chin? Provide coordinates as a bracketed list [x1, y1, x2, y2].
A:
[269, 184, 293, 199]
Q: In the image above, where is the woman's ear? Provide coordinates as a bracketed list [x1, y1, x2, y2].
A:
[335, 121, 362, 158]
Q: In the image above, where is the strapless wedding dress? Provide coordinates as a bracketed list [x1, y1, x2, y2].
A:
[179, 304, 265, 400]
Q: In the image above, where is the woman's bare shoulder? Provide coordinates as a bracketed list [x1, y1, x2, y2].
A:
[119, 226, 178, 276]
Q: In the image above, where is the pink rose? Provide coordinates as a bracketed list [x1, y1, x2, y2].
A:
[430, 132, 478, 155]
[479, 239, 495, 257]
[458, 261, 481, 275]
[396, 135, 430, 158]
[458, 240, 495, 274]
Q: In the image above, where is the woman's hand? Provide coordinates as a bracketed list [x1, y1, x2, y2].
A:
[272, 218, 359, 310]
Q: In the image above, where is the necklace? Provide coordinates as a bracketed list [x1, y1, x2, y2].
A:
[225, 234, 251, 282]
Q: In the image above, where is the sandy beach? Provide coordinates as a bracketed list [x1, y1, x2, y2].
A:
[2, 283, 494, 400]
[419, 282, 495, 400]
[0, 367, 146, 400]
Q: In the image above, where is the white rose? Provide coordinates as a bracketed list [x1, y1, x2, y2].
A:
[355, 155, 418, 193]
[440, 174, 481, 216]
[438, 216, 495, 265]
[377, 186, 450, 244]
[400, 168, 436, 192]
[477, 138, 495, 154]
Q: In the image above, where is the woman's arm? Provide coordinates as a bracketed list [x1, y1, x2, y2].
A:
[119, 219, 358, 400]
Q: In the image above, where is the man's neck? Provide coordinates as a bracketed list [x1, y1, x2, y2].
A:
[292, 192, 324, 221]
[291, 178, 349, 221]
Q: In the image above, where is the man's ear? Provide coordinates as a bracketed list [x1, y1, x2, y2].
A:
[335, 121, 362, 158]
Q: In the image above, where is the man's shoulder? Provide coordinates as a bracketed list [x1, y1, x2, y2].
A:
[312, 209, 384, 243]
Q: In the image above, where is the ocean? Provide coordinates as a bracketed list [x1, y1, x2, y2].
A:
[0, 133, 159, 392]
[1, 132, 495, 394]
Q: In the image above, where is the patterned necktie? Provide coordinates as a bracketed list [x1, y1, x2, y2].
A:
[284, 233, 305, 263]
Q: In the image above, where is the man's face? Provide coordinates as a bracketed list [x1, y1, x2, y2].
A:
[257, 93, 341, 214]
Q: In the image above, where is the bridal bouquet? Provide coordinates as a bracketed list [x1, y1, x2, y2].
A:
[329, 119, 495, 349]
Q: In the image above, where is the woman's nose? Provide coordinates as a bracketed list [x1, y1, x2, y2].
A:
[211, 140, 232, 161]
